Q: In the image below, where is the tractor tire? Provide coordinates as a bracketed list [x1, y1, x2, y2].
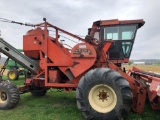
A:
[76, 68, 133, 120]
[0, 80, 20, 110]
[30, 88, 47, 97]
[7, 70, 19, 80]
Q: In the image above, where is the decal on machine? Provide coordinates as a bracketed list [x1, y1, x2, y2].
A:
[79, 45, 86, 48]
[73, 48, 92, 55]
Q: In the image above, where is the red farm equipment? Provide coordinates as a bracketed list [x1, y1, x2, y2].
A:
[0, 18, 160, 120]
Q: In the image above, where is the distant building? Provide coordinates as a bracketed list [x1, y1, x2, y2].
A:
[133, 61, 145, 65]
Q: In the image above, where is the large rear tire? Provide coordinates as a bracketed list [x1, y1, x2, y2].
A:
[76, 68, 133, 120]
[0, 81, 20, 110]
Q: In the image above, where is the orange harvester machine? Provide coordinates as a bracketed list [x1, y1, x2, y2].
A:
[0, 19, 160, 120]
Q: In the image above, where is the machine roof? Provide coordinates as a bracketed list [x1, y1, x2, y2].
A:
[93, 19, 145, 28]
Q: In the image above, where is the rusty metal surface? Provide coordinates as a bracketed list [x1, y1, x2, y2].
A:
[131, 67, 160, 112]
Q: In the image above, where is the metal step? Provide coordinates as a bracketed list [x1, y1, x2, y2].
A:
[0, 38, 39, 73]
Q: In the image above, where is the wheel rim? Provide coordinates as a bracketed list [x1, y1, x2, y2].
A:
[9, 71, 16, 79]
[0, 91, 7, 104]
[88, 84, 117, 113]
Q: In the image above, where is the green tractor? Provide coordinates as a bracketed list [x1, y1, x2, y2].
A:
[6, 49, 27, 80]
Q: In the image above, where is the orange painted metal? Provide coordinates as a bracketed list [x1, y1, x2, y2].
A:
[49, 70, 61, 83]
[130, 67, 160, 112]
[22, 20, 144, 89]
[21, 19, 160, 114]
[69, 43, 96, 77]
[23, 21, 97, 88]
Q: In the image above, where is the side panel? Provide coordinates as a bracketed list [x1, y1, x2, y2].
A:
[46, 39, 73, 66]
[59, 43, 96, 80]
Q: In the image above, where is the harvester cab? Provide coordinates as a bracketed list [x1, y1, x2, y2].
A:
[88, 19, 145, 66]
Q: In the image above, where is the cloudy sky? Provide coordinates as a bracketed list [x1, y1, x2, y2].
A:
[0, 0, 160, 59]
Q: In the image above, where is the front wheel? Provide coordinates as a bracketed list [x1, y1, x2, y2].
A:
[76, 68, 133, 120]
[0, 81, 20, 110]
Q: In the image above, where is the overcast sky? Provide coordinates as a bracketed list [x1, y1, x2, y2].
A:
[0, 0, 160, 59]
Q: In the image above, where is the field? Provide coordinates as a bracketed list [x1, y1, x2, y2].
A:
[124, 64, 160, 73]
[0, 65, 160, 120]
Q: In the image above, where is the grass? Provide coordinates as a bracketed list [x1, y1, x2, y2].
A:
[127, 102, 160, 120]
[0, 91, 83, 120]
[0, 76, 83, 120]
[0, 65, 160, 120]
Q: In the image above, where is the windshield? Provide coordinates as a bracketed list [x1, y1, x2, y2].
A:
[104, 25, 137, 40]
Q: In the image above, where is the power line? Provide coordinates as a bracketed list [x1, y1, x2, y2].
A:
[59, 34, 79, 43]
[48, 29, 85, 38]
[49, 33, 79, 43]
[0, 17, 85, 43]
[48, 30, 85, 43]
[0, 17, 86, 37]
[0, 17, 35, 27]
